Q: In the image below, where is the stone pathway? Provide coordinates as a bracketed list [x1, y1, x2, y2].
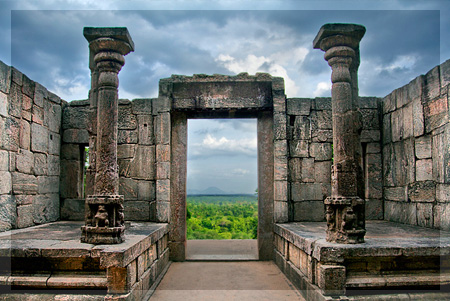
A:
[149, 261, 304, 301]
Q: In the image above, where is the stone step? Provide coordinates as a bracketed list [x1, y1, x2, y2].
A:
[0, 271, 107, 290]
[346, 270, 450, 289]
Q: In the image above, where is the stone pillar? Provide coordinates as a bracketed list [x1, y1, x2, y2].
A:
[81, 27, 134, 244]
[313, 23, 366, 244]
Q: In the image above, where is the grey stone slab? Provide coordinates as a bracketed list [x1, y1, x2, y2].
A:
[118, 104, 137, 130]
[156, 179, 170, 201]
[366, 198, 383, 220]
[31, 123, 48, 153]
[19, 119, 30, 150]
[0, 60, 11, 94]
[367, 153, 383, 199]
[37, 176, 59, 194]
[12, 172, 37, 195]
[155, 113, 170, 145]
[288, 158, 301, 182]
[16, 149, 34, 175]
[33, 194, 59, 224]
[360, 129, 381, 143]
[291, 182, 324, 201]
[434, 202, 450, 230]
[408, 180, 435, 203]
[117, 144, 136, 159]
[395, 85, 409, 109]
[300, 157, 315, 183]
[60, 198, 85, 221]
[62, 128, 89, 144]
[8, 83, 22, 118]
[60, 160, 82, 199]
[425, 66, 441, 101]
[0, 170, 11, 195]
[0, 116, 20, 152]
[289, 140, 309, 157]
[415, 135, 432, 159]
[138, 180, 155, 201]
[273, 114, 287, 140]
[119, 177, 138, 199]
[287, 98, 311, 116]
[382, 113, 392, 145]
[391, 109, 403, 142]
[32, 104, 44, 125]
[417, 202, 433, 228]
[311, 110, 332, 131]
[33, 153, 47, 176]
[0, 149, 8, 171]
[46, 102, 62, 134]
[48, 132, 60, 155]
[382, 94, 395, 114]
[124, 201, 150, 221]
[47, 155, 60, 176]
[412, 98, 425, 137]
[16, 204, 34, 228]
[118, 129, 138, 144]
[424, 96, 448, 133]
[138, 114, 153, 145]
[0, 91, 7, 118]
[274, 200, 288, 223]
[361, 108, 380, 130]
[131, 98, 152, 114]
[415, 159, 433, 181]
[384, 186, 406, 202]
[314, 97, 332, 110]
[310, 142, 332, 161]
[274, 180, 288, 202]
[440, 59, 450, 88]
[61, 144, 81, 161]
[0, 195, 16, 232]
[124, 145, 155, 180]
[293, 201, 324, 222]
[436, 184, 450, 202]
[314, 160, 331, 184]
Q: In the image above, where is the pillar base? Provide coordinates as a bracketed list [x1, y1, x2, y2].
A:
[325, 196, 366, 244]
[81, 195, 125, 244]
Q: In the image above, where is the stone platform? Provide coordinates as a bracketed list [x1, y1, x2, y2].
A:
[274, 221, 450, 300]
[0, 221, 169, 300]
[186, 239, 258, 261]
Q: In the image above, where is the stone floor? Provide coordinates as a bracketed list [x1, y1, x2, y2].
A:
[186, 239, 258, 260]
[149, 261, 304, 301]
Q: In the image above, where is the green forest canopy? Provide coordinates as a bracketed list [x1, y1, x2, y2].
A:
[187, 195, 257, 240]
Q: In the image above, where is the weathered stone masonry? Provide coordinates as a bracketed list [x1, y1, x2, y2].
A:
[0, 60, 63, 232]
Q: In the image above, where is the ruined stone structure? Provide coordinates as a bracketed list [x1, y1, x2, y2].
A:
[0, 24, 449, 300]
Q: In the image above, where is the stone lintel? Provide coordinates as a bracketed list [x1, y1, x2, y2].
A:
[83, 27, 135, 51]
[313, 23, 366, 50]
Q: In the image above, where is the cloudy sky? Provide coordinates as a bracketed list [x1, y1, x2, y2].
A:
[1, 0, 449, 194]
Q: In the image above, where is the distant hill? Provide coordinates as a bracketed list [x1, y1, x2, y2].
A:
[187, 186, 251, 195]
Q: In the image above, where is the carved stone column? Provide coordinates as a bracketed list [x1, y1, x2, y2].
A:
[81, 27, 134, 244]
[313, 24, 366, 244]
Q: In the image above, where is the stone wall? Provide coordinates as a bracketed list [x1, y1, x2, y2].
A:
[60, 98, 158, 222]
[286, 97, 383, 222]
[0, 60, 63, 232]
[382, 59, 450, 230]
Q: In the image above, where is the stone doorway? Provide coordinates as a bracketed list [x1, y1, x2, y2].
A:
[162, 74, 287, 261]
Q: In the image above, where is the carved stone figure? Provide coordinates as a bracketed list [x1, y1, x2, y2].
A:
[94, 205, 109, 227]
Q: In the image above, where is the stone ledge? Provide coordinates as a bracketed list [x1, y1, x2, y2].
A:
[275, 221, 450, 263]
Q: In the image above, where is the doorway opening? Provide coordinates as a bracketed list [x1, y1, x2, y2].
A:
[186, 118, 258, 260]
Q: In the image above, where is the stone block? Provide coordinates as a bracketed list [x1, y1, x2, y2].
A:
[22, 94, 32, 112]
[107, 266, 128, 294]
[61, 144, 81, 161]
[132, 98, 152, 114]
[382, 113, 391, 145]
[384, 186, 406, 202]
[274, 140, 288, 158]
[0, 61, 10, 94]
[47, 91, 61, 104]
[138, 114, 154, 145]
[434, 203, 450, 230]
[315, 97, 332, 110]
[156, 144, 170, 162]
[274, 180, 288, 202]
[382, 93, 395, 114]
[415, 135, 431, 159]
[310, 143, 332, 161]
[156, 162, 170, 180]
[273, 114, 287, 140]
[440, 59, 450, 88]
[318, 265, 346, 296]
[312, 129, 332, 143]
[60, 160, 82, 199]
[287, 98, 311, 115]
[117, 144, 136, 159]
[365, 153, 382, 198]
[16, 204, 34, 228]
[366, 198, 383, 220]
[15, 194, 34, 206]
[360, 130, 381, 142]
[62, 129, 89, 144]
[436, 184, 450, 202]
[432, 133, 444, 183]
[415, 159, 433, 181]
[30, 123, 48, 153]
[291, 183, 324, 201]
[404, 138, 416, 184]
[366, 142, 381, 154]
[32, 104, 44, 125]
[289, 158, 301, 182]
[34, 153, 47, 176]
[391, 109, 403, 142]
[37, 176, 59, 194]
[289, 140, 309, 157]
[12, 172, 37, 194]
[395, 85, 409, 109]
[0, 195, 16, 231]
[424, 66, 441, 101]
[402, 103, 413, 139]
[314, 161, 331, 184]
[274, 200, 288, 223]
[118, 129, 138, 144]
[361, 109, 380, 130]
[119, 177, 138, 199]
[274, 158, 287, 181]
[288, 243, 300, 269]
[33, 194, 59, 224]
[11, 67, 23, 85]
[311, 110, 332, 131]
[417, 202, 433, 228]
[424, 96, 448, 133]
[33, 83, 47, 107]
[48, 132, 60, 155]
[359, 97, 380, 109]
[156, 179, 170, 201]
[19, 119, 30, 150]
[155, 113, 170, 145]
[408, 180, 435, 203]
[118, 104, 137, 130]
[0, 116, 20, 151]
[125, 145, 155, 180]
[16, 149, 34, 174]
[45, 102, 61, 133]
[293, 201, 324, 221]
[155, 201, 170, 223]
[0, 91, 7, 118]
[0, 170, 11, 194]
[384, 200, 417, 225]
[301, 158, 315, 183]
[8, 83, 22, 118]
[60, 198, 84, 221]
[0, 150, 8, 171]
[47, 155, 60, 176]
[62, 105, 88, 130]
[124, 201, 150, 221]
[412, 98, 425, 137]
[152, 97, 170, 114]
[138, 180, 155, 201]
[22, 75, 35, 97]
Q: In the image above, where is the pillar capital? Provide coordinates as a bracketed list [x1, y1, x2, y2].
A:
[84, 27, 135, 55]
[313, 23, 365, 52]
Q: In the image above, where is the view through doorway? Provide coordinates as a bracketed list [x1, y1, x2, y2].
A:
[186, 118, 258, 260]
